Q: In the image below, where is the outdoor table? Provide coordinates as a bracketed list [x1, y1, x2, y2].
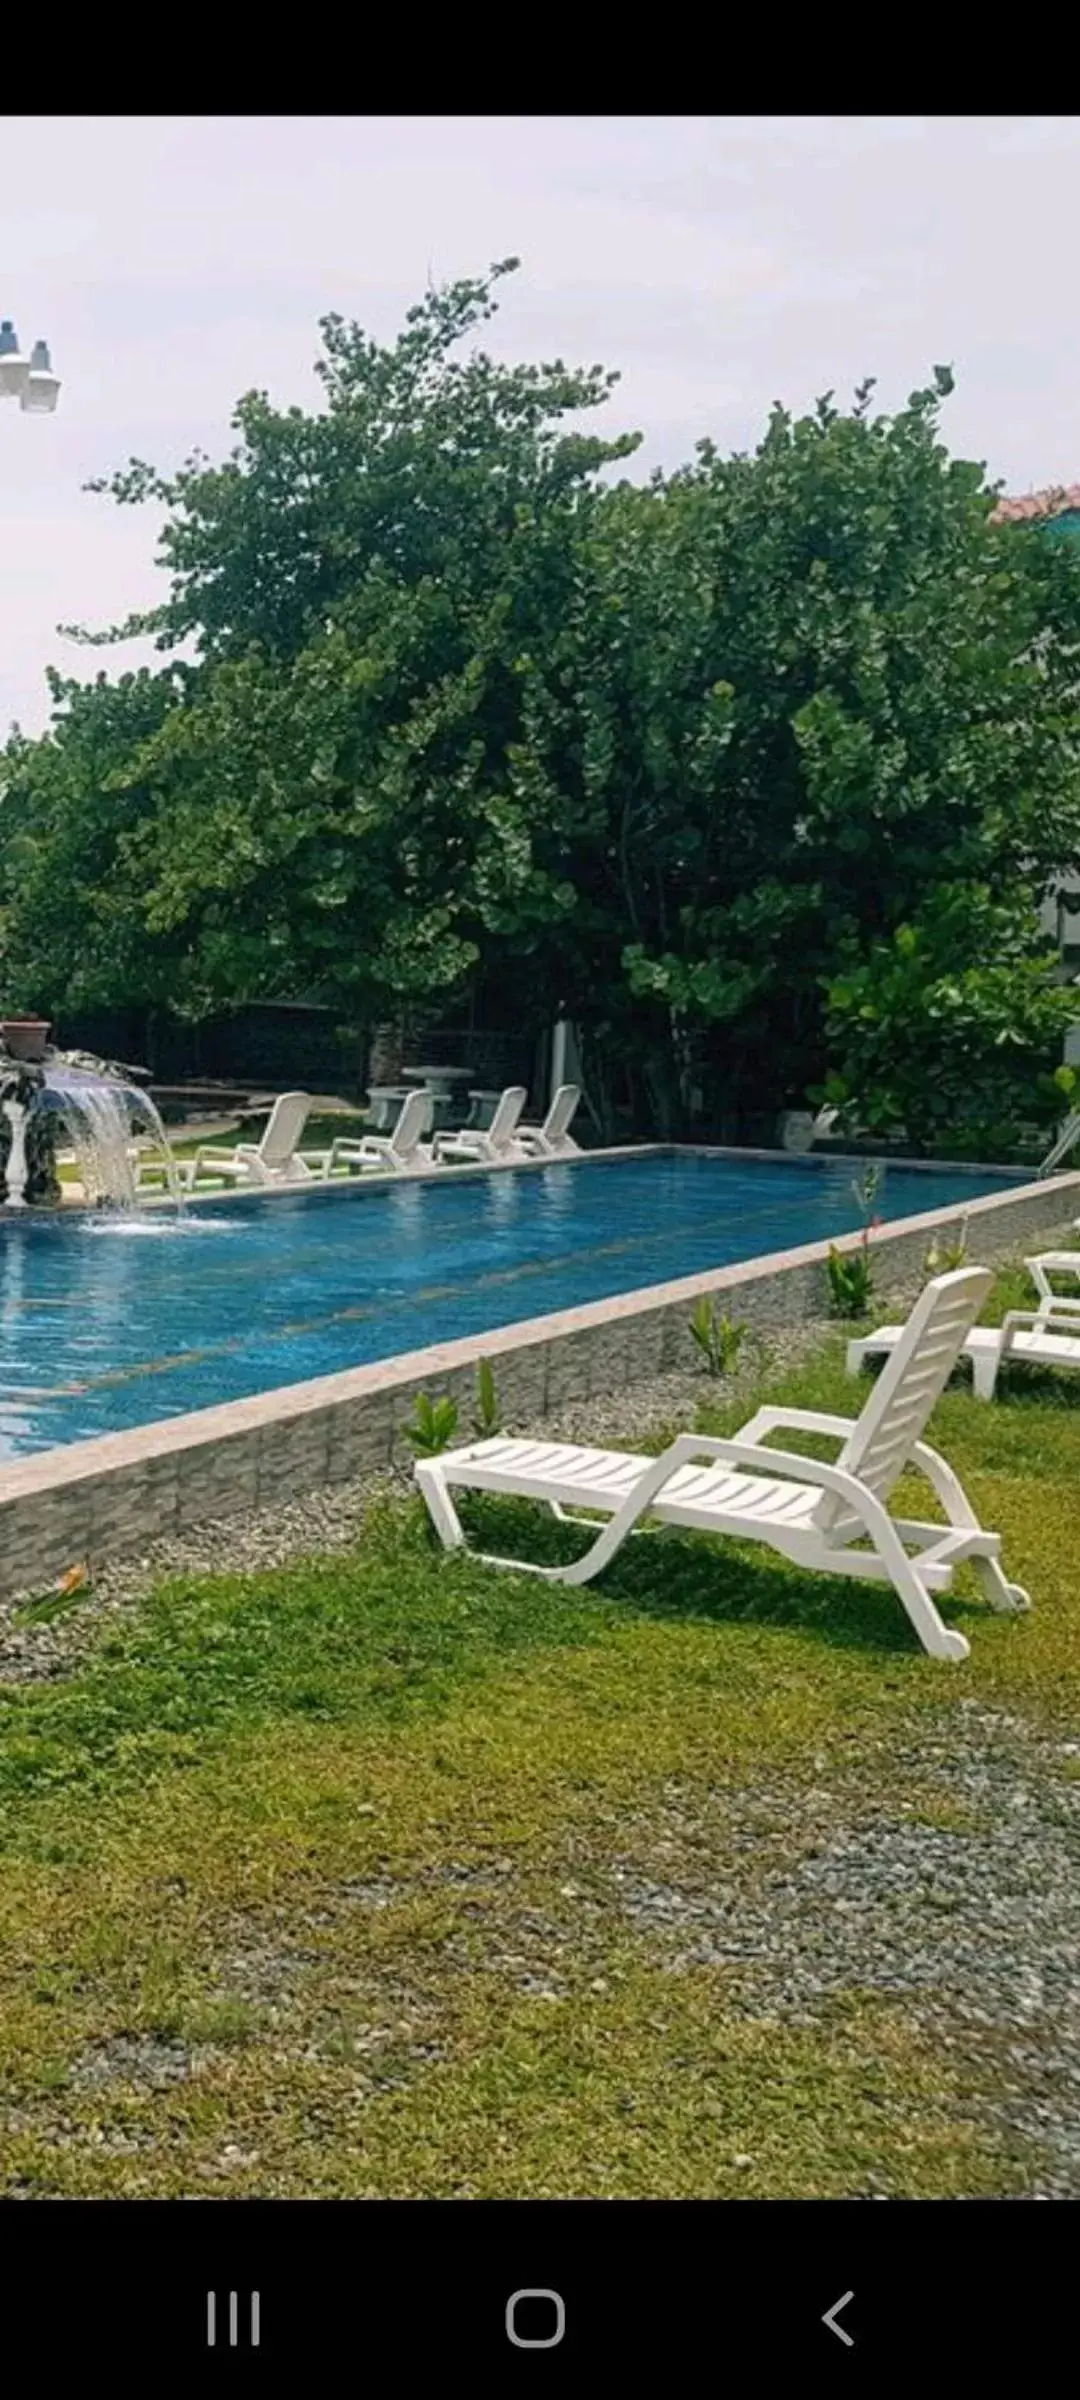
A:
[366, 1084, 410, 1131]
[403, 1064, 472, 1131]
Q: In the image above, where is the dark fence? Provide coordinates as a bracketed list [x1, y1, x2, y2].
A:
[53, 1005, 362, 1095]
[51, 1005, 543, 1108]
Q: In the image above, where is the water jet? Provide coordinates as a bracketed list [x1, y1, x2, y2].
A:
[0, 1028, 180, 1210]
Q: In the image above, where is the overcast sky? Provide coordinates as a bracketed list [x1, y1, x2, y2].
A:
[2, 113, 1079, 737]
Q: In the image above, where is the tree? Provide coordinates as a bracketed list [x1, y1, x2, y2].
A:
[5, 280, 1080, 1157]
[0, 665, 185, 1015]
[13, 263, 636, 1038]
[494, 369, 1080, 1141]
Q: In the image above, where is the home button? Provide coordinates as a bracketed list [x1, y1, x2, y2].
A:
[506, 2289, 566, 2349]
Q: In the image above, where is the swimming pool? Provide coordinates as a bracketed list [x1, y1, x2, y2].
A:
[0, 1151, 1022, 1460]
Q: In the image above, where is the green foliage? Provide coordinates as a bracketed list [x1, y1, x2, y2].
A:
[688, 1297, 747, 1377]
[473, 1358, 501, 1437]
[508, 367, 1080, 1136]
[1, 264, 636, 1029]
[851, 1163, 883, 1222]
[924, 1213, 970, 1278]
[4, 275, 1080, 1154]
[820, 888, 1080, 1156]
[824, 1161, 883, 1315]
[825, 1235, 876, 1318]
[405, 1392, 460, 1458]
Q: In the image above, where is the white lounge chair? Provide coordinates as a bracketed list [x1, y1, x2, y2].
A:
[847, 1250, 1080, 1400]
[1025, 1248, 1080, 1319]
[313, 1085, 433, 1178]
[173, 1092, 320, 1190]
[511, 1082, 582, 1158]
[432, 1086, 528, 1166]
[416, 1269, 1029, 1663]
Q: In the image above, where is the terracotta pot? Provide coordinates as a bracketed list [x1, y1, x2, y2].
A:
[0, 1018, 51, 1064]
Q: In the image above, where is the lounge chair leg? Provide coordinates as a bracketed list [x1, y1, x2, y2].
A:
[870, 1519, 971, 1661]
[971, 1555, 1032, 1614]
[415, 1463, 466, 1552]
[972, 1352, 999, 1402]
[415, 1469, 624, 1582]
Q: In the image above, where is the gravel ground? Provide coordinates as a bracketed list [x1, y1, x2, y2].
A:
[608, 1708, 1080, 2196]
[41, 1716, 1079, 2194]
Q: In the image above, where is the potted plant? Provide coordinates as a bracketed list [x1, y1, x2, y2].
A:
[0, 1017, 51, 1063]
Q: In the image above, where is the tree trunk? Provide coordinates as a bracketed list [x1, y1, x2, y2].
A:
[367, 1018, 406, 1086]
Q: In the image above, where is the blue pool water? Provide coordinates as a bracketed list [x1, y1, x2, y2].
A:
[0, 1152, 1021, 1460]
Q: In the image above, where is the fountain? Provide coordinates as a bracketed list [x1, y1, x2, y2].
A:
[0, 1020, 181, 1210]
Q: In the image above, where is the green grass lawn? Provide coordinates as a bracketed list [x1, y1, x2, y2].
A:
[0, 1262, 1077, 2198]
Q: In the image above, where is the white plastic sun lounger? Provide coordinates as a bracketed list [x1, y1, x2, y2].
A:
[510, 1082, 582, 1158]
[416, 1269, 1028, 1662]
[310, 1085, 433, 1178]
[173, 1092, 321, 1190]
[1028, 1250, 1080, 1324]
[847, 1250, 1080, 1400]
[432, 1085, 528, 1166]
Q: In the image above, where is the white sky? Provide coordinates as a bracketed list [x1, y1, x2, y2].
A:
[2, 113, 1079, 737]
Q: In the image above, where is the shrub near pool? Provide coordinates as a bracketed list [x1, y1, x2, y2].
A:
[0, 1312, 1077, 2199]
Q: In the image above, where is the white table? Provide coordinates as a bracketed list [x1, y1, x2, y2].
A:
[402, 1065, 472, 1131]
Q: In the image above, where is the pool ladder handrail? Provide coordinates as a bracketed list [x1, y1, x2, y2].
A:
[1038, 1108, 1080, 1177]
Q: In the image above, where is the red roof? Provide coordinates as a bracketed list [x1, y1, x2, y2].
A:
[990, 484, 1080, 525]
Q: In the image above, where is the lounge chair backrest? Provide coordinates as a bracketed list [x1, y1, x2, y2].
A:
[488, 1085, 527, 1148]
[389, 1087, 431, 1159]
[258, 1091, 312, 1168]
[814, 1267, 993, 1530]
[543, 1083, 581, 1143]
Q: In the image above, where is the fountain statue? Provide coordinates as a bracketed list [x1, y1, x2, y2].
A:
[0, 1018, 181, 1208]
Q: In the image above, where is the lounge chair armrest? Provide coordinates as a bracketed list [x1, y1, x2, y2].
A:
[903, 1437, 981, 1529]
[627, 1432, 886, 1518]
[993, 1306, 1080, 1357]
[327, 1137, 377, 1167]
[1027, 1252, 1080, 1308]
[999, 1308, 1046, 1353]
[1026, 1250, 1080, 1295]
[185, 1145, 235, 1177]
[184, 1147, 251, 1184]
[513, 1431, 894, 1588]
[734, 1406, 856, 1447]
